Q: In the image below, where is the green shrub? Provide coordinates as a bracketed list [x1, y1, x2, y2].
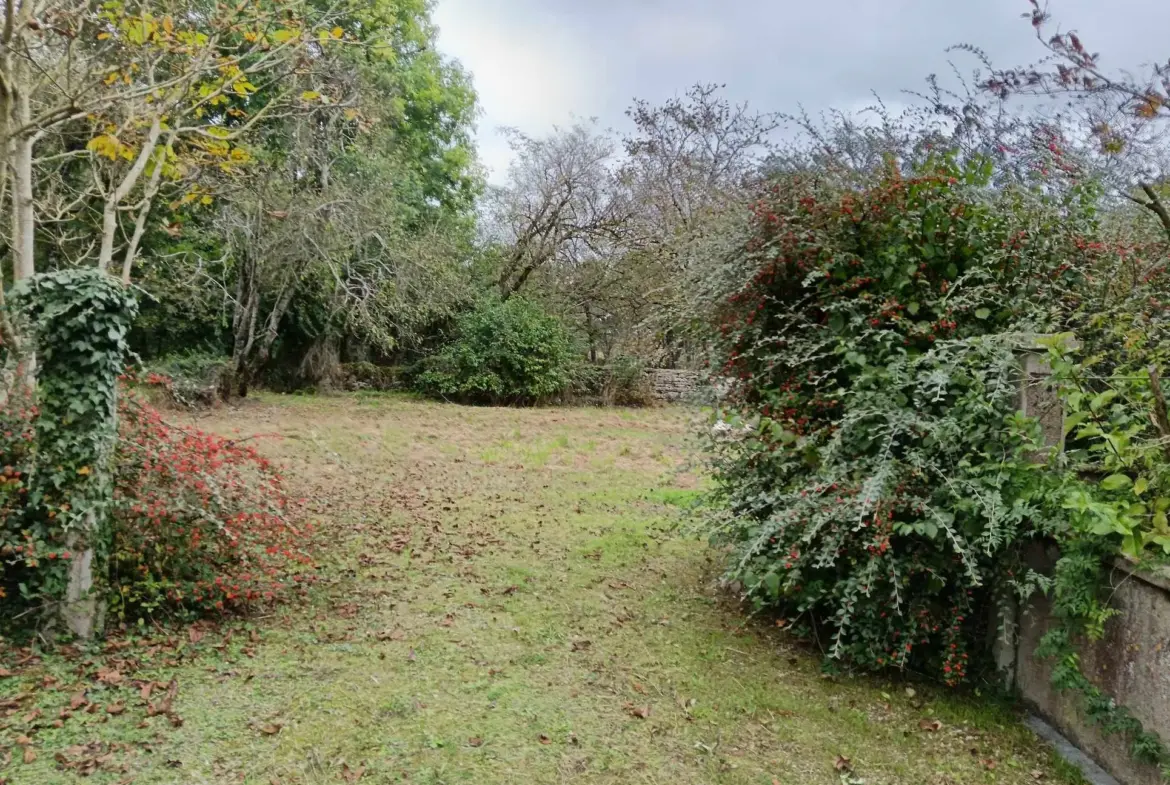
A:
[569, 358, 655, 406]
[414, 298, 576, 404]
[600, 357, 654, 406]
[143, 352, 232, 407]
[704, 154, 1094, 682]
[339, 362, 404, 392]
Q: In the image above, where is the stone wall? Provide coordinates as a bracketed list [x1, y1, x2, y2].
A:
[1003, 337, 1170, 785]
[645, 369, 701, 402]
[1014, 552, 1170, 785]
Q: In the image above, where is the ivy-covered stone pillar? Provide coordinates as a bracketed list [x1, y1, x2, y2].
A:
[12, 269, 137, 638]
[991, 333, 1077, 688]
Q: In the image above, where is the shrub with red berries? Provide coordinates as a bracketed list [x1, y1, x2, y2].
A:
[2, 387, 313, 622]
[703, 152, 1099, 682]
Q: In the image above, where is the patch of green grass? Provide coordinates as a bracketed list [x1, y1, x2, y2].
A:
[1, 397, 1081, 785]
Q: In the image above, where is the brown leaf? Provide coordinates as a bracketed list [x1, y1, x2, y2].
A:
[631, 682, 647, 695]
[187, 626, 205, 644]
[834, 755, 852, 772]
[168, 713, 184, 728]
[918, 719, 942, 732]
[22, 748, 36, 765]
[623, 702, 650, 719]
[106, 701, 126, 716]
[97, 668, 124, 686]
[468, 737, 483, 748]
[258, 722, 282, 736]
[22, 708, 42, 723]
[570, 640, 591, 652]
[375, 629, 406, 642]
[341, 762, 366, 783]
[140, 682, 154, 701]
[981, 758, 997, 771]
[15, 735, 31, 746]
[70, 692, 87, 710]
[538, 734, 552, 744]
[0, 668, 13, 678]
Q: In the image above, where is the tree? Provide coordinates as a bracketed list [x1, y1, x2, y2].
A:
[486, 122, 630, 301]
[977, 0, 1170, 241]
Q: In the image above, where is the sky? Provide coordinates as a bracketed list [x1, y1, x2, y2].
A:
[433, 1, 1170, 184]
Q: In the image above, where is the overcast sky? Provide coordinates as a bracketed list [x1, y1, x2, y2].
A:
[433, 1, 1170, 183]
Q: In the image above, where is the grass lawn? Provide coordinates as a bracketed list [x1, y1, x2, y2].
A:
[1, 394, 1083, 785]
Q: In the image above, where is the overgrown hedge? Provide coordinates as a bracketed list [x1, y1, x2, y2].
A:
[704, 155, 1091, 682]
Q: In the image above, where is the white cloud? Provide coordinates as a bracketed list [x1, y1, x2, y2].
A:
[434, 0, 606, 182]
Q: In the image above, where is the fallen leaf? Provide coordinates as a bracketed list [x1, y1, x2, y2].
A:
[258, 722, 282, 736]
[341, 762, 365, 782]
[981, 758, 997, 771]
[375, 629, 406, 642]
[0, 668, 12, 678]
[834, 755, 852, 772]
[140, 682, 154, 701]
[70, 692, 87, 710]
[15, 735, 31, 746]
[623, 702, 650, 719]
[22, 748, 36, 765]
[538, 734, 551, 744]
[631, 682, 647, 695]
[904, 687, 917, 698]
[570, 640, 591, 652]
[97, 668, 124, 686]
[468, 737, 483, 748]
[918, 719, 942, 732]
[187, 626, 205, 644]
[22, 708, 41, 723]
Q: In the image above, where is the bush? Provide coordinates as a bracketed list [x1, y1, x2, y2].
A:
[704, 154, 1094, 682]
[569, 358, 655, 406]
[600, 357, 654, 406]
[110, 392, 313, 618]
[414, 298, 576, 404]
[143, 352, 232, 408]
[2, 388, 313, 624]
[338, 362, 405, 392]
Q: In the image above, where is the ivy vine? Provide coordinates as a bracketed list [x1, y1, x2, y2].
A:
[10, 268, 138, 621]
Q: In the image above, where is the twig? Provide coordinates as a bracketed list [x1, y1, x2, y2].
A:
[1147, 365, 1170, 463]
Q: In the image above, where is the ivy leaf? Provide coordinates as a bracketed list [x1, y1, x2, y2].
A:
[975, 308, 991, 320]
[1101, 474, 1132, 491]
[1090, 390, 1118, 413]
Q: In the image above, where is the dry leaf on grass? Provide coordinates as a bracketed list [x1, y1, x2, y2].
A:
[623, 702, 650, 719]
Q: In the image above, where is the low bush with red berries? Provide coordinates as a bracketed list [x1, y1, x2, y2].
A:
[2, 386, 313, 623]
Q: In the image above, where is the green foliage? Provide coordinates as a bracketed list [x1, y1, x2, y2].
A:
[339, 362, 405, 392]
[703, 154, 1094, 683]
[5, 269, 137, 613]
[143, 352, 232, 407]
[571, 358, 655, 406]
[414, 298, 576, 405]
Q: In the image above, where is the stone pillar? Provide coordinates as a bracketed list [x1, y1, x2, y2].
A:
[992, 334, 1077, 688]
